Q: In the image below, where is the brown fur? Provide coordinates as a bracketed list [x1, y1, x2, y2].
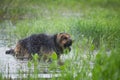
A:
[6, 33, 72, 61]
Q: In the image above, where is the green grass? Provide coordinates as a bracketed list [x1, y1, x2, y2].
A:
[92, 47, 120, 80]
[0, 0, 120, 80]
[0, 73, 3, 80]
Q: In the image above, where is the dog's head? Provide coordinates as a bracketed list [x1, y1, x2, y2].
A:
[56, 33, 72, 49]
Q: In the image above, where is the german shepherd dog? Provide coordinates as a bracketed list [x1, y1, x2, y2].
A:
[6, 33, 73, 62]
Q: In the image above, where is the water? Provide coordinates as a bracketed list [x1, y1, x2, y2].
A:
[0, 46, 61, 79]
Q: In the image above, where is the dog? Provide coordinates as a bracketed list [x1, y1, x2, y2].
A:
[6, 33, 73, 62]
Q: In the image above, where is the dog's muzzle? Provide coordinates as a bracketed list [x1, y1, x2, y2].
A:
[64, 39, 72, 48]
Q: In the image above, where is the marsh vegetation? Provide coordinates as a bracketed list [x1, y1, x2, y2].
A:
[0, 0, 120, 80]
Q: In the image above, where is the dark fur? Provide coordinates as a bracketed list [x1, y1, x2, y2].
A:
[6, 33, 72, 61]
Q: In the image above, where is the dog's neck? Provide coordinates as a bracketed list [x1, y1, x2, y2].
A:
[53, 34, 63, 55]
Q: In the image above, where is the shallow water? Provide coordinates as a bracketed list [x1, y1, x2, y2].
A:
[0, 47, 61, 79]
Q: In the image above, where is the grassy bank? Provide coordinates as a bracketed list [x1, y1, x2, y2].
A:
[0, 0, 120, 80]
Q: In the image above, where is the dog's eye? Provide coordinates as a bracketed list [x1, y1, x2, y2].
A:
[63, 37, 67, 40]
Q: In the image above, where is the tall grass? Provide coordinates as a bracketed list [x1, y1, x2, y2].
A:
[0, 73, 3, 80]
[92, 47, 120, 80]
[0, 0, 120, 80]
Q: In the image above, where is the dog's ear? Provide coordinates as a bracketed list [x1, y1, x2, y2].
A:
[56, 33, 68, 42]
[56, 33, 63, 42]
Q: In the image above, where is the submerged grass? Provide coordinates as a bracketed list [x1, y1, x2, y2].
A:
[0, 0, 120, 80]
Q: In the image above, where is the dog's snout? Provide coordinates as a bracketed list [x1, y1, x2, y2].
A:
[68, 39, 72, 44]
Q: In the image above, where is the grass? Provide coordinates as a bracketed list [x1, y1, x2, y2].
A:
[0, 0, 120, 80]
[92, 47, 120, 80]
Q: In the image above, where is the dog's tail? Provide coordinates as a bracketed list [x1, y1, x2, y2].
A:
[5, 49, 15, 55]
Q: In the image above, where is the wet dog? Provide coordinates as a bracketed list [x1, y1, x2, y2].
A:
[6, 33, 72, 62]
